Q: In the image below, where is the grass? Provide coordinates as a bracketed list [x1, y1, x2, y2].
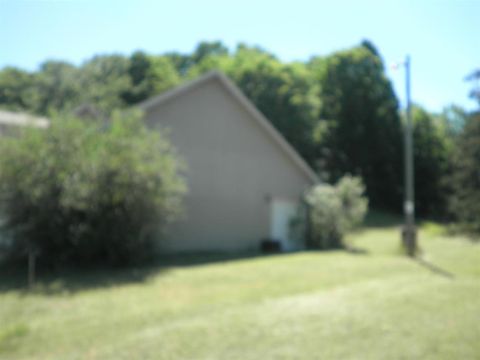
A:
[0, 217, 479, 359]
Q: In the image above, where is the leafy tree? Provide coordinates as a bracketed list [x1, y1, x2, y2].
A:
[127, 51, 151, 86]
[310, 41, 403, 211]
[164, 41, 229, 77]
[32, 61, 81, 115]
[0, 67, 37, 112]
[410, 105, 453, 218]
[1, 56, 132, 116]
[0, 42, 464, 223]
[449, 112, 480, 234]
[191, 40, 229, 64]
[122, 52, 180, 104]
[164, 52, 193, 76]
[78, 54, 132, 113]
[360, 39, 380, 57]
[0, 111, 187, 266]
[465, 69, 480, 105]
[440, 104, 469, 136]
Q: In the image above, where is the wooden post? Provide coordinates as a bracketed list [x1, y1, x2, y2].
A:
[304, 201, 311, 249]
[28, 248, 36, 289]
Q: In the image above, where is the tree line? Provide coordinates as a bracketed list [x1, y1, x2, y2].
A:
[0, 40, 478, 226]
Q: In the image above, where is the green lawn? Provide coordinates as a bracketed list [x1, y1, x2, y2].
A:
[0, 219, 479, 359]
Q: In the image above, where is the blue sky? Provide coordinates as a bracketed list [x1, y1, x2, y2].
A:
[1, 0, 478, 112]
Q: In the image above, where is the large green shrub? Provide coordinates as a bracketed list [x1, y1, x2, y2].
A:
[305, 175, 368, 249]
[0, 111, 186, 266]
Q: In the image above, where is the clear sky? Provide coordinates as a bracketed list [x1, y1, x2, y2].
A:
[1, 0, 478, 112]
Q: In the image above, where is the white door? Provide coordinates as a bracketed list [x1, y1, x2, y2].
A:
[270, 199, 298, 251]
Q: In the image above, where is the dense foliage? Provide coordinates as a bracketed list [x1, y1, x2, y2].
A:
[448, 112, 480, 234]
[410, 105, 453, 218]
[309, 41, 403, 211]
[305, 175, 368, 249]
[0, 112, 186, 266]
[465, 69, 480, 104]
[0, 40, 475, 223]
[122, 52, 180, 104]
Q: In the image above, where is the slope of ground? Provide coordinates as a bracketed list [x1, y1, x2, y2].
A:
[0, 217, 479, 359]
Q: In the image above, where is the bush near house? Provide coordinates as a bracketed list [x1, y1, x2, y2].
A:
[0, 111, 186, 266]
[305, 175, 368, 249]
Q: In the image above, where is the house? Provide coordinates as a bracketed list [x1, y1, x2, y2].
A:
[0, 110, 48, 135]
[0, 72, 318, 254]
[140, 71, 318, 253]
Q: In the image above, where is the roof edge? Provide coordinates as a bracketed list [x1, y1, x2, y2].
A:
[138, 71, 219, 111]
[0, 110, 49, 128]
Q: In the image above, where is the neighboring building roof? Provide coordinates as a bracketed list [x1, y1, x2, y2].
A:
[0, 110, 49, 128]
[73, 104, 105, 120]
[139, 71, 319, 183]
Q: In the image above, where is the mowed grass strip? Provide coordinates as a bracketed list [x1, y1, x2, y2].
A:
[0, 224, 479, 359]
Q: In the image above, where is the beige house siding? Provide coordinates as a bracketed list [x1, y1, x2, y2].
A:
[144, 74, 315, 253]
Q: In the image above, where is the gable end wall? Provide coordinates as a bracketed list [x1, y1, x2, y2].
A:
[145, 78, 314, 252]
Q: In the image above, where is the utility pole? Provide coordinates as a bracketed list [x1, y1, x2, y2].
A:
[402, 55, 417, 256]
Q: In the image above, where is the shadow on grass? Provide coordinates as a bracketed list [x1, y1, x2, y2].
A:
[155, 251, 267, 268]
[0, 262, 167, 296]
[345, 246, 369, 255]
[413, 257, 455, 279]
[363, 210, 403, 228]
[0, 251, 279, 295]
